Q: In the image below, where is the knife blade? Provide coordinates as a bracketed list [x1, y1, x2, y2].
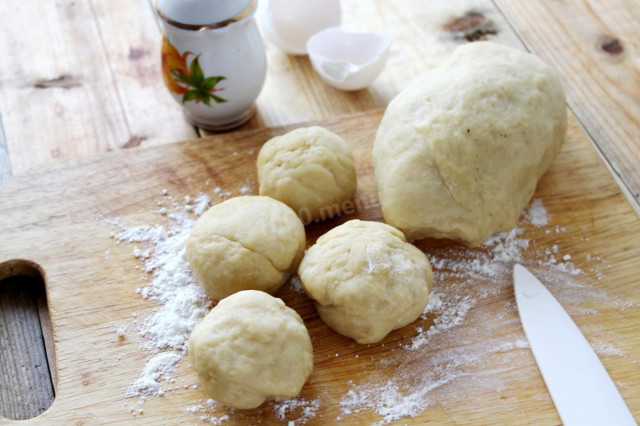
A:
[513, 264, 636, 425]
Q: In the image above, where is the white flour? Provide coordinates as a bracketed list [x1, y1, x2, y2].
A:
[185, 399, 230, 424]
[105, 194, 627, 424]
[334, 199, 625, 424]
[127, 352, 182, 397]
[184, 396, 321, 425]
[289, 275, 304, 293]
[524, 198, 549, 227]
[105, 192, 212, 401]
[273, 398, 321, 423]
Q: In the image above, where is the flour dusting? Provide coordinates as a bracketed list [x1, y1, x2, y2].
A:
[289, 275, 304, 293]
[335, 198, 623, 423]
[126, 352, 182, 398]
[104, 192, 213, 402]
[273, 397, 321, 423]
[104, 193, 628, 424]
[524, 198, 549, 227]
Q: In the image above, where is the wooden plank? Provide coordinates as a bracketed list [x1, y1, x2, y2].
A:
[0, 116, 54, 419]
[0, 0, 196, 176]
[35, 288, 57, 392]
[0, 0, 126, 175]
[0, 1, 193, 406]
[89, 0, 197, 147]
[204, 0, 527, 136]
[0, 276, 55, 420]
[0, 117, 11, 184]
[493, 0, 640, 207]
[0, 110, 638, 424]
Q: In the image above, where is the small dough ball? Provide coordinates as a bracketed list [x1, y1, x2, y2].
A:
[188, 290, 314, 409]
[257, 126, 357, 223]
[298, 220, 432, 344]
[186, 196, 306, 301]
[373, 42, 567, 247]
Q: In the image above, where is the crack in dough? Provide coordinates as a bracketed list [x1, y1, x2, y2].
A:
[186, 196, 305, 300]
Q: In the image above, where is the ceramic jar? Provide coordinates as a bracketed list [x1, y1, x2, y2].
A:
[157, 0, 266, 130]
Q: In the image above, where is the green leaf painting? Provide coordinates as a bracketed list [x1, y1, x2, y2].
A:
[177, 55, 227, 106]
[161, 37, 227, 107]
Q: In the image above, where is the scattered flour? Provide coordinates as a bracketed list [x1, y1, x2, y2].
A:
[273, 398, 321, 423]
[125, 211, 210, 351]
[289, 275, 304, 293]
[105, 191, 213, 402]
[115, 326, 126, 340]
[213, 186, 232, 198]
[404, 288, 475, 351]
[105, 194, 626, 424]
[239, 184, 252, 195]
[524, 198, 549, 227]
[126, 352, 182, 398]
[193, 193, 211, 216]
[201, 414, 230, 425]
[184, 396, 319, 424]
[185, 399, 230, 424]
[335, 198, 622, 424]
[340, 377, 449, 424]
[591, 340, 627, 357]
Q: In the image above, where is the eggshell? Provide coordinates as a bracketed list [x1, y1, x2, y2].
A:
[307, 27, 390, 91]
[261, 0, 342, 55]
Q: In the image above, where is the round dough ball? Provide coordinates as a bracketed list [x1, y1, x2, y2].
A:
[298, 219, 432, 344]
[188, 290, 314, 409]
[186, 196, 306, 301]
[256, 126, 357, 223]
[373, 42, 567, 247]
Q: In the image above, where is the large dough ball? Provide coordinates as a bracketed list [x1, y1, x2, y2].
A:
[256, 126, 357, 223]
[298, 220, 432, 344]
[186, 196, 306, 301]
[188, 290, 314, 409]
[373, 42, 567, 247]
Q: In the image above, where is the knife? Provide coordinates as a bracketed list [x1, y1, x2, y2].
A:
[513, 264, 636, 425]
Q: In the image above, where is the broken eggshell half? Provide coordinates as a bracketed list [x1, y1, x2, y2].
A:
[260, 0, 342, 55]
[307, 27, 391, 91]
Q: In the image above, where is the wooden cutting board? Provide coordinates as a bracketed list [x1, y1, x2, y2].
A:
[1, 110, 638, 424]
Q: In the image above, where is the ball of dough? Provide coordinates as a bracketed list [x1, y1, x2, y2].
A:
[188, 290, 314, 409]
[256, 126, 357, 223]
[186, 196, 306, 301]
[373, 42, 567, 247]
[298, 219, 432, 344]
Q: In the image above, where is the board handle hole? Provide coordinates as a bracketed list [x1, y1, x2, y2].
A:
[0, 259, 55, 420]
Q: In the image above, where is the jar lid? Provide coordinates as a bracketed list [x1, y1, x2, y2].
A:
[156, 0, 255, 30]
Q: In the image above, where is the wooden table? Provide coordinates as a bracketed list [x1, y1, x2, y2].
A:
[1, 0, 638, 421]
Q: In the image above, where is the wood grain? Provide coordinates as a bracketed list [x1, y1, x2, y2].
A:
[0, 276, 55, 420]
[1, 0, 525, 169]
[0, 95, 50, 420]
[0, 118, 11, 183]
[0, 0, 195, 409]
[0, 0, 195, 176]
[88, 0, 197, 146]
[0, 110, 638, 424]
[493, 0, 640, 206]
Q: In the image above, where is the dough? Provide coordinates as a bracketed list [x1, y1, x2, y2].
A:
[188, 290, 314, 409]
[186, 196, 306, 301]
[298, 219, 432, 344]
[256, 126, 357, 223]
[373, 42, 567, 247]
